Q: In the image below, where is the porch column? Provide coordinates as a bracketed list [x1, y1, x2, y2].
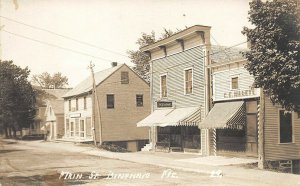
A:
[213, 129, 217, 156]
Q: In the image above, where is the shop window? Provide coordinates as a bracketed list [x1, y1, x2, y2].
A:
[136, 95, 143, 107]
[80, 120, 85, 137]
[107, 94, 115, 109]
[279, 110, 293, 143]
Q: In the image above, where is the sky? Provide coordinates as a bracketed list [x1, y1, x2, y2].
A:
[0, 0, 252, 87]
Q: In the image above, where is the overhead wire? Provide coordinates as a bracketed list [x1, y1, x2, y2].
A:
[0, 15, 128, 57]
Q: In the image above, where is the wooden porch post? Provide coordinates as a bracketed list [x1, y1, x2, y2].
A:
[213, 128, 217, 156]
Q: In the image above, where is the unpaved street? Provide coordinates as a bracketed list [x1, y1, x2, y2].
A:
[0, 139, 297, 186]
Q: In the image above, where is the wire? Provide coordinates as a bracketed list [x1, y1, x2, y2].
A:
[2, 29, 116, 62]
[0, 15, 128, 57]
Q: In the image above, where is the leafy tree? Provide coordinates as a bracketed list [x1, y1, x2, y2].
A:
[32, 72, 69, 89]
[128, 28, 181, 82]
[0, 60, 36, 138]
[242, 0, 300, 113]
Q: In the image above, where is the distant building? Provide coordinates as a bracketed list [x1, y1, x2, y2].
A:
[62, 63, 150, 152]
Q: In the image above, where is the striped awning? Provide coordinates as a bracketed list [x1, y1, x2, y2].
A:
[199, 101, 246, 129]
[137, 107, 201, 127]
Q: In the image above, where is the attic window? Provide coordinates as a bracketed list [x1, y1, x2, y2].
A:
[121, 71, 129, 84]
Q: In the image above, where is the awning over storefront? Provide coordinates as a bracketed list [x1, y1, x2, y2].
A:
[137, 107, 201, 127]
[199, 101, 246, 129]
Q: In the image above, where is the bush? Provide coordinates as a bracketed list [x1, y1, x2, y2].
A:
[98, 143, 129, 153]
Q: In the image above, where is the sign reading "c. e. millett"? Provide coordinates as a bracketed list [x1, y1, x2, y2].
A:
[157, 101, 172, 108]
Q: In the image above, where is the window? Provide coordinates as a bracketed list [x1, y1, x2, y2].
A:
[161, 75, 167, 98]
[185, 68, 193, 94]
[80, 120, 85, 137]
[70, 121, 74, 136]
[76, 98, 79, 111]
[75, 118, 79, 137]
[231, 77, 239, 90]
[68, 100, 71, 111]
[279, 110, 293, 143]
[121, 71, 129, 84]
[107, 94, 115, 109]
[136, 95, 143, 107]
[83, 97, 86, 109]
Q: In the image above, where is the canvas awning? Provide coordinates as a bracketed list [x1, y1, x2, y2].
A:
[199, 101, 246, 129]
[137, 107, 201, 127]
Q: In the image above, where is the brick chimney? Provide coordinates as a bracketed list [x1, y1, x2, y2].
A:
[111, 62, 118, 67]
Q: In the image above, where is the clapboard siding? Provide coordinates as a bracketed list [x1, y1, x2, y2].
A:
[213, 66, 259, 101]
[264, 97, 300, 161]
[152, 46, 205, 112]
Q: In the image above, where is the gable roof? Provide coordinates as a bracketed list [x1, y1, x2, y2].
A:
[210, 45, 247, 64]
[63, 64, 124, 98]
[48, 100, 65, 114]
[43, 89, 71, 100]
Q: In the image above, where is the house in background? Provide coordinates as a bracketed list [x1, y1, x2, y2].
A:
[62, 63, 150, 152]
[42, 89, 70, 140]
[199, 53, 260, 157]
[137, 25, 212, 153]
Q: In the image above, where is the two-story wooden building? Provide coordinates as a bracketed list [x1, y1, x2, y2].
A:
[137, 25, 212, 153]
[199, 53, 260, 157]
[62, 63, 150, 151]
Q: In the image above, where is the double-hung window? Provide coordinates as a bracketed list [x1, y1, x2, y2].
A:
[184, 68, 193, 94]
[107, 94, 115, 109]
[279, 110, 293, 143]
[160, 75, 167, 98]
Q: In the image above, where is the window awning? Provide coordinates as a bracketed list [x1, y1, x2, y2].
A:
[199, 101, 246, 129]
[137, 107, 202, 127]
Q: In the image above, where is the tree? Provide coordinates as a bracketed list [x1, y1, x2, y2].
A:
[0, 60, 36, 138]
[242, 0, 300, 113]
[32, 72, 69, 89]
[128, 28, 181, 82]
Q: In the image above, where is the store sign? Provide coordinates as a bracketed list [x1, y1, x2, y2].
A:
[157, 101, 173, 108]
[224, 88, 258, 99]
[69, 113, 81, 118]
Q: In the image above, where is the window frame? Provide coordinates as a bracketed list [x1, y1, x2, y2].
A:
[230, 76, 239, 90]
[160, 74, 168, 98]
[68, 100, 71, 112]
[76, 98, 79, 111]
[83, 97, 87, 110]
[136, 94, 144, 107]
[278, 109, 294, 144]
[184, 67, 193, 95]
[121, 71, 129, 84]
[107, 94, 115, 109]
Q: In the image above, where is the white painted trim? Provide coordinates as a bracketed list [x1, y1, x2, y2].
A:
[183, 67, 194, 95]
[213, 94, 260, 102]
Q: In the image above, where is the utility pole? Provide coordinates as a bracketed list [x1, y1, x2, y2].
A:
[88, 61, 102, 146]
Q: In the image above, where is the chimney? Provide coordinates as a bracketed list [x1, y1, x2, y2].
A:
[111, 62, 118, 67]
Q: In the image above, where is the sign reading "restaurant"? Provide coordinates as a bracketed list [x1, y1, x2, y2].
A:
[157, 101, 173, 108]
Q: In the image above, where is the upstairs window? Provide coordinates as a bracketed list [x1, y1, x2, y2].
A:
[185, 68, 193, 94]
[76, 98, 79, 111]
[107, 94, 115, 109]
[279, 110, 293, 143]
[136, 95, 143, 107]
[160, 75, 167, 98]
[83, 97, 87, 109]
[231, 77, 239, 90]
[121, 71, 129, 84]
[68, 100, 71, 111]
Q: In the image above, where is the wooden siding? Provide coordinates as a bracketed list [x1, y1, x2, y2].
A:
[212, 66, 259, 101]
[152, 46, 205, 111]
[95, 65, 150, 142]
[264, 97, 300, 161]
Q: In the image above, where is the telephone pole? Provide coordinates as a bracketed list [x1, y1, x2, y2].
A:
[88, 61, 102, 146]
